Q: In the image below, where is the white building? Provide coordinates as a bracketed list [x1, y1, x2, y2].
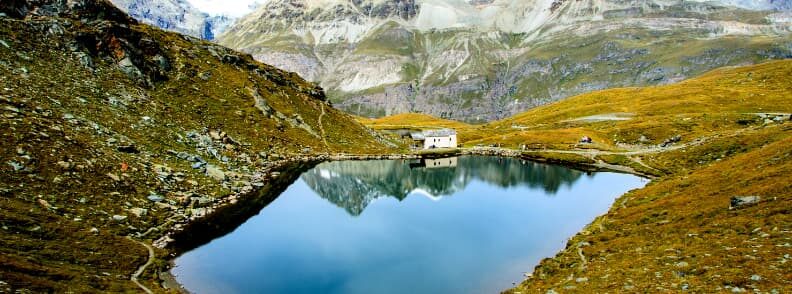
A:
[411, 129, 457, 149]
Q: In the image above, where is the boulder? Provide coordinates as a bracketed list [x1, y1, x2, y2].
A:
[205, 164, 226, 182]
[730, 196, 761, 209]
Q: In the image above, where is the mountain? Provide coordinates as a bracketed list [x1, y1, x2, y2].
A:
[0, 0, 393, 291]
[108, 0, 235, 39]
[218, 0, 792, 122]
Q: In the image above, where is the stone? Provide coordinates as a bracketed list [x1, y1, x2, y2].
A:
[7, 161, 24, 171]
[730, 196, 760, 209]
[90, 227, 99, 233]
[191, 161, 206, 169]
[3, 106, 20, 114]
[112, 215, 127, 221]
[107, 173, 120, 182]
[205, 164, 226, 182]
[117, 144, 139, 153]
[129, 207, 147, 217]
[147, 193, 164, 202]
[675, 261, 689, 268]
[575, 277, 589, 283]
[37, 199, 52, 209]
[750, 274, 761, 281]
[56, 161, 71, 169]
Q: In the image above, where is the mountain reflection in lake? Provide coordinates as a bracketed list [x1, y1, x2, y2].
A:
[174, 156, 646, 294]
[302, 156, 586, 216]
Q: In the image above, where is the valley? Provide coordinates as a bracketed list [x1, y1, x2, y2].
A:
[0, 0, 790, 293]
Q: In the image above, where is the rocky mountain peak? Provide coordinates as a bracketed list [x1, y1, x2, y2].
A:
[108, 0, 235, 40]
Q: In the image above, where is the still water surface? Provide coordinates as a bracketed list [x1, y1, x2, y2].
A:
[174, 156, 646, 293]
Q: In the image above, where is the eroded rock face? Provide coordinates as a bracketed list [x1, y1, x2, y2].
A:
[214, 0, 792, 122]
[108, 0, 234, 40]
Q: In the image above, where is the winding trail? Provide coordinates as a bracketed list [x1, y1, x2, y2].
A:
[318, 103, 331, 152]
[128, 237, 155, 294]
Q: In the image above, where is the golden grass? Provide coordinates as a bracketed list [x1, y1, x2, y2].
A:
[362, 60, 792, 292]
[509, 126, 792, 293]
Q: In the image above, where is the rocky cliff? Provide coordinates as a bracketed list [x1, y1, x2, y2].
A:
[218, 0, 792, 122]
[108, 0, 234, 39]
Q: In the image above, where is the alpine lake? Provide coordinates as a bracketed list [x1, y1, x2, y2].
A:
[171, 156, 647, 294]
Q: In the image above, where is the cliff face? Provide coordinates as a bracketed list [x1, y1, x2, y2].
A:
[0, 0, 393, 291]
[218, 0, 792, 122]
[108, 0, 234, 39]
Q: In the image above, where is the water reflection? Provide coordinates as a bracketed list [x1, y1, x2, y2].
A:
[174, 156, 647, 294]
[301, 156, 585, 216]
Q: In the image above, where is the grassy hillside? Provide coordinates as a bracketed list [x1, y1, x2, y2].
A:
[366, 60, 792, 292]
[0, 1, 395, 292]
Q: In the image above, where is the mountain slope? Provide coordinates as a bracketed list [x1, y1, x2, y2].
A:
[0, 0, 394, 291]
[494, 60, 792, 292]
[219, 0, 792, 122]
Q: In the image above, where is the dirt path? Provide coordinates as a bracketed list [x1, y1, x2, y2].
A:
[318, 103, 330, 152]
[128, 237, 155, 294]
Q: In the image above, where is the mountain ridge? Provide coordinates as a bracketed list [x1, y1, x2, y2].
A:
[218, 0, 792, 121]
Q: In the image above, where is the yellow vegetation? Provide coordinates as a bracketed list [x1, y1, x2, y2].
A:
[364, 60, 792, 292]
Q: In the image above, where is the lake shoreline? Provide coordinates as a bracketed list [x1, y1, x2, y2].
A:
[159, 150, 651, 292]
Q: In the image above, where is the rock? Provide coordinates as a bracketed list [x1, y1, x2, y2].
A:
[209, 130, 222, 140]
[191, 162, 206, 169]
[112, 215, 127, 221]
[176, 151, 191, 160]
[7, 160, 24, 171]
[129, 207, 147, 217]
[190, 208, 207, 217]
[147, 193, 164, 202]
[661, 135, 682, 147]
[117, 144, 139, 153]
[575, 277, 589, 283]
[57, 161, 71, 169]
[107, 173, 120, 182]
[37, 199, 52, 209]
[730, 196, 761, 209]
[90, 227, 99, 233]
[750, 274, 761, 281]
[675, 261, 689, 268]
[205, 164, 226, 181]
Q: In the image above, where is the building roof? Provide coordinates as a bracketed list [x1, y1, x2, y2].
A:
[409, 128, 457, 140]
[410, 133, 425, 140]
[423, 128, 457, 137]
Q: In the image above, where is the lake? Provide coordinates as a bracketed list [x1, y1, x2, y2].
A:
[173, 156, 647, 293]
